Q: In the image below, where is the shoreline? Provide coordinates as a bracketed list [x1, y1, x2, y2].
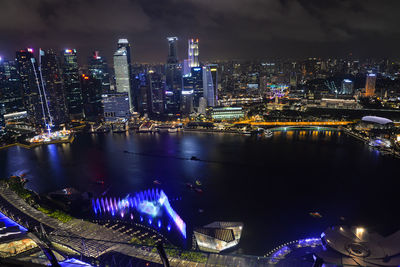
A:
[0, 134, 75, 150]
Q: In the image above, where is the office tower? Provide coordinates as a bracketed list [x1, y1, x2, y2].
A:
[165, 37, 182, 115]
[16, 49, 43, 126]
[148, 71, 164, 116]
[133, 72, 151, 116]
[181, 71, 195, 115]
[0, 59, 24, 115]
[341, 79, 354, 95]
[190, 67, 203, 108]
[40, 49, 68, 126]
[188, 38, 199, 68]
[63, 49, 84, 119]
[365, 73, 376, 97]
[289, 72, 297, 88]
[183, 59, 190, 76]
[114, 39, 133, 112]
[202, 64, 218, 107]
[81, 74, 103, 121]
[88, 51, 111, 94]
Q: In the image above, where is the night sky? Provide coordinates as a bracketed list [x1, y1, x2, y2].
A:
[1, 0, 400, 63]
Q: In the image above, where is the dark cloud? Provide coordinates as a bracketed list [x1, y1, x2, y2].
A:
[0, 0, 399, 63]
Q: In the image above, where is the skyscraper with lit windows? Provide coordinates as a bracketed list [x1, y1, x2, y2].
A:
[365, 73, 376, 97]
[63, 49, 84, 119]
[188, 38, 199, 68]
[165, 37, 182, 115]
[88, 51, 111, 94]
[114, 39, 134, 112]
[203, 64, 218, 107]
[40, 49, 68, 125]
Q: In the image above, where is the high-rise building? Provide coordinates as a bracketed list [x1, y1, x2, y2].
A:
[165, 37, 182, 115]
[16, 49, 44, 126]
[203, 64, 218, 107]
[341, 79, 354, 95]
[102, 93, 130, 122]
[81, 74, 103, 121]
[188, 38, 199, 68]
[63, 49, 84, 119]
[88, 51, 111, 94]
[40, 49, 68, 126]
[133, 72, 151, 116]
[365, 73, 376, 97]
[0, 59, 24, 115]
[148, 71, 165, 116]
[114, 39, 133, 113]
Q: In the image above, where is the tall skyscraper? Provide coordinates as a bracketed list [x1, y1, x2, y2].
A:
[81, 74, 103, 121]
[16, 49, 43, 126]
[165, 37, 182, 115]
[114, 39, 133, 112]
[0, 59, 24, 115]
[63, 49, 84, 119]
[88, 51, 111, 94]
[188, 38, 199, 68]
[203, 64, 218, 107]
[40, 49, 68, 126]
[365, 73, 376, 97]
[341, 79, 354, 95]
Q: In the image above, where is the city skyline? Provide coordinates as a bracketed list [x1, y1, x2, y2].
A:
[1, 0, 400, 63]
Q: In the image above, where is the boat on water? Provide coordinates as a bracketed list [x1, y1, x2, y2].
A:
[309, 212, 322, 218]
[264, 130, 273, 138]
[186, 183, 194, 189]
[168, 127, 178, 133]
[190, 156, 200, 161]
[195, 180, 202, 186]
[195, 188, 203, 194]
[153, 180, 162, 185]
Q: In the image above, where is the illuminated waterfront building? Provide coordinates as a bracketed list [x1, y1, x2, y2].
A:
[365, 73, 376, 97]
[114, 39, 134, 112]
[341, 79, 354, 95]
[40, 49, 68, 125]
[188, 38, 199, 68]
[102, 93, 130, 122]
[63, 49, 84, 119]
[211, 107, 244, 120]
[194, 222, 243, 253]
[165, 37, 182, 115]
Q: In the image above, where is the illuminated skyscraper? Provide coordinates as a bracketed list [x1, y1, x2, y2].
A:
[165, 37, 182, 115]
[16, 49, 43, 125]
[188, 38, 199, 68]
[341, 79, 354, 95]
[40, 49, 68, 125]
[114, 39, 133, 112]
[81, 74, 103, 121]
[0, 59, 24, 115]
[88, 51, 111, 94]
[365, 73, 376, 97]
[63, 49, 84, 119]
[203, 64, 218, 107]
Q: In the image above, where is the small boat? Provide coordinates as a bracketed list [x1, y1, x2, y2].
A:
[153, 180, 162, 185]
[190, 156, 200, 161]
[195, 180, 202, 186]
[264, 130, 273, 138]
[168, 127, 178, 133]
[186, 183, 194, 189]
[195, 188, 203, 194]
[198, 209, 204, 213]
[309, 212, 322, 218]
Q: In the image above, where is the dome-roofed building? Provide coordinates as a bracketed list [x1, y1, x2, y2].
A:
[354, 116, 395, 132]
